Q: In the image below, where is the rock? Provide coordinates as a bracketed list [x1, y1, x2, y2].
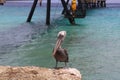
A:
[0, 66, 81, 80]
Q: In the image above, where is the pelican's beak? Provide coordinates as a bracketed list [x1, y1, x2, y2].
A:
[52, 31, 66, 56]
[52, 38, 62, 56]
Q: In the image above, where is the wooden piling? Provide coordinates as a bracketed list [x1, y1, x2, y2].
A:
[85, 0, 106, 8]
[97, 0, 106, 7]
[46, 0, 51, 25]
[62, 0, 69, 14]
[27, 0, 38, 22]
[61, 0, 75, 24]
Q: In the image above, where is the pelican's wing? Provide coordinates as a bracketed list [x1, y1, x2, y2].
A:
[64, 49, 69, 62]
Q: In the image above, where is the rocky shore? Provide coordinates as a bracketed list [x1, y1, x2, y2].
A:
[0, 66, 81, 80]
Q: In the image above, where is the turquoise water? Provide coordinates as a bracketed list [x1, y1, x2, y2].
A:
[0, 2, 120, 80]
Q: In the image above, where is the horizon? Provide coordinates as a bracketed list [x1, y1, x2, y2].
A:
[6, 0, 120, 3]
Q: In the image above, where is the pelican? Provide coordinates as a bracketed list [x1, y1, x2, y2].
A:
[52, 31, 68, 68]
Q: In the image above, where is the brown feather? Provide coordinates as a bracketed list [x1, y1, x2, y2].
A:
[54, 48, 68, 62]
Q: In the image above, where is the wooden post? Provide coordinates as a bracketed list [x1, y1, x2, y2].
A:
[61, 0, 69, 14]
[46, 0, 51, 25]
[61, 0, 75, 24]
[27, 0, 38, 22]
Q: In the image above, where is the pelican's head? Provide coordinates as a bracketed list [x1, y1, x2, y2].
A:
[53, 31, 66, 56]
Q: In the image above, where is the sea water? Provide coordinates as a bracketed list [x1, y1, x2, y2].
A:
[0, 2, 120, 80]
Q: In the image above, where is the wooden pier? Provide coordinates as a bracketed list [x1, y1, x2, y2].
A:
[27, 0, 106, 25]
[85, 0, 106, 8]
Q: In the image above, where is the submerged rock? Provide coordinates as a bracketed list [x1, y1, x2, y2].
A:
[0, 66, 81, 80]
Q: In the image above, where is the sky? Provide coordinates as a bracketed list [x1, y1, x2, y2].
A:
[107, 0, 120, 3]
[10, 0, 120, 3]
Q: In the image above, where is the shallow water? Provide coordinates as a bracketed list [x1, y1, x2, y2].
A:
[0, 2, 120, 80]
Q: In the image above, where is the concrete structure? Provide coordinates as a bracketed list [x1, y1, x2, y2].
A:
[0, 66, 82, 80]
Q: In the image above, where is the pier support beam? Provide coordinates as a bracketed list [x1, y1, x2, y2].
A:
[27, 0, 38, 22]
[61, 0, 75, 24]
[61, 0, 69, 14]
[46, 0, 51, 25]
[77, 0, 86, 17]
